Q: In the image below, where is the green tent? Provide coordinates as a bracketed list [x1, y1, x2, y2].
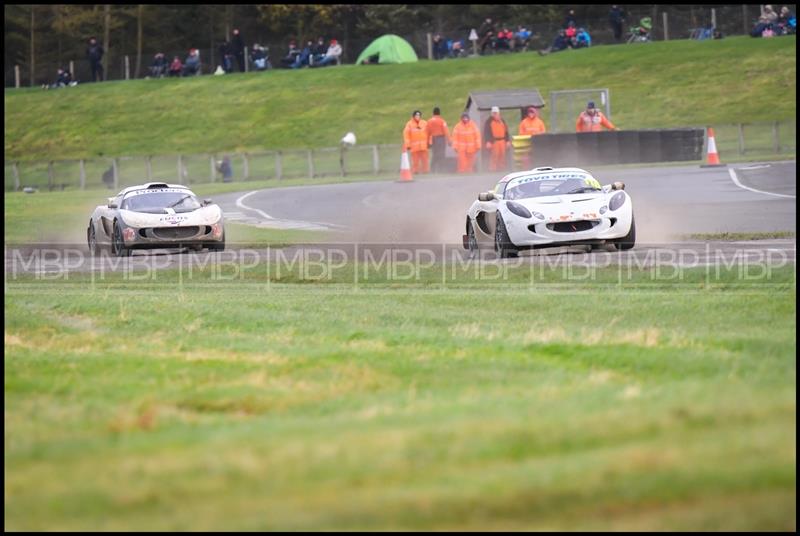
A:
[356, 34, 418, 65]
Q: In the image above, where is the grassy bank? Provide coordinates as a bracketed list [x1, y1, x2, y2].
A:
[4, 273, 796, 530]
[5, 36, 796, 162]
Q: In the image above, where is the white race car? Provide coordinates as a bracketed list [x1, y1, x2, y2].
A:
[463, 167, 634, 257]
[87, 182, 225, 256]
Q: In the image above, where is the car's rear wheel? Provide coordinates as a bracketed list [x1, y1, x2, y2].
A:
[87, 222, 99, 256]
[495, 213, 519, 259]
[614, 214, 636, 251]
[112, 221, 132, 257]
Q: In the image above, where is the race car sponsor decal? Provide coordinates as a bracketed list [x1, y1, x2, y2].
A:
[159, 215, 189, 225]
[506, 173, 599, 189]
[127, 188, 192, 196]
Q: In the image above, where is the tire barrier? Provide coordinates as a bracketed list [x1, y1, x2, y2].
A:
[527, 129, 705, 168]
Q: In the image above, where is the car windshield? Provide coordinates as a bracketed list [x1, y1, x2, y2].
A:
[122, 190, 201, 213]
[504, 174, 600, 200]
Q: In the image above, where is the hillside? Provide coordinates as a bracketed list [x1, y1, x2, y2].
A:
[4, 35, 796, 162]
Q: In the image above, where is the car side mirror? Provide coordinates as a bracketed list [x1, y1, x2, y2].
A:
[478, 192, 495, 202]
[202, 198, 212, 206]
[107, 202, 118, 209]
[612, 181, 625, 191]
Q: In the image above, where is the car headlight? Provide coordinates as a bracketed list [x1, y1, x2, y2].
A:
[506, 201, 531, 218]
[609, 192, 626, 211]
[599, 205, 608, 215]
[532, 211, 545, 220]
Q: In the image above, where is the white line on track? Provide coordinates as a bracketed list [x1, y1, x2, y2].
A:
[728, 168, 795, 199]
[233, 190, 348, 230]
[235, 190, 275, 220]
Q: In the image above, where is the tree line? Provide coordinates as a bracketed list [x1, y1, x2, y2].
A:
[5, 4, 753, 84]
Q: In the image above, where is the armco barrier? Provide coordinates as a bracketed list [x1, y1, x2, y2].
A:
[529, 128, 704, 168]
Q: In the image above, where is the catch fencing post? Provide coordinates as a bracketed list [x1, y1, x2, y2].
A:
[79, 159, 86, 189]
[12, 162, 20, 190]
[125, 56, 130, 80]
[663, 12, 669, 40]
[737, 124, 745, 155]
[742, 5, 749, 34]
[69, 61, 74, 78]
[711, 8, 717, 30]
[48, 161, 54, 191]
[14, 65, 20, 88]
[112, 158, 119, 189]
[242, 153, 249, 180]
[275, 151, 283, 181]
[146, 156, 152, 181]
[307, 149, 315, 178]
[210, 156, 216, 182]
[177, 154, 183, 183]
[244, 47, 249, 72]
[427, 33, 433, 60]
[372, 145, 380, 174]
[772, 121, 780, 153]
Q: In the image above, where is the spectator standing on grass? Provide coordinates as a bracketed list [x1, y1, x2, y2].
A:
[168, 55, 183, 77]
[484, 106, 512, 172]
[451, 112, 481, 173]
[403, 110, 430, 174]
[478, 17, 496, 54]
[426, 107, 451, 173]
[86, 37, 104, 82]
[576, 101, 616, 133]
[219, 41, 234, 73]
[609, 5, 626, 42]
[432, 34, 448, 60]
[232, 28, 245, 72]
[313, 39, 342, 67]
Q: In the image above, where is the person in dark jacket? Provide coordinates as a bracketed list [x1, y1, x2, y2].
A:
[231, 28, 245, 72]
[609, 5, 626, 42]
[86, 37, 104, 82]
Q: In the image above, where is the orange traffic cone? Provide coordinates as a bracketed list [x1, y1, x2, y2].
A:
[701, 127, 725, 167]
[398, 151, 414, 182]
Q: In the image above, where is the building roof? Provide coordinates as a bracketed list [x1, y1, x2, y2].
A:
[466, 89, 546, 111]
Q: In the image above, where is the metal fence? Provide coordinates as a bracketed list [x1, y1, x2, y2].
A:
[4, 144, 405, 192]
[4, 5, 790, 88]
[5, 121, 795, 192]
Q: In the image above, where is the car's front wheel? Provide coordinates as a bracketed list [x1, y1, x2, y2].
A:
[495, 213, 519, 259]
[614, 214, 636, 251]
[87, 222, 99, 256]
[112, 221, 132, 257]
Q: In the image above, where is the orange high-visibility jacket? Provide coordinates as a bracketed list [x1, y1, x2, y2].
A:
[426, 116, 451, 144]
[451, 120, 481, 154]
[519, 116, 547, 136]
[403, 118, 429, 152]
[576, 111, 616, 132]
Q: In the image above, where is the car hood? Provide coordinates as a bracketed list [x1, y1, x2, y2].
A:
[511, 193, 611, 221]
[119, 205, 223, 227]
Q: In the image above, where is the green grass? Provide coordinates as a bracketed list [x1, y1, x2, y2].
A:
[684, 231, 796, 241]
[5, 36, 796, 162]
[4, 273, 796, 530]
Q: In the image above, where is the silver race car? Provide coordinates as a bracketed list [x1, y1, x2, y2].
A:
[87, 182, 225, 256]
[464, 167, 635, 258]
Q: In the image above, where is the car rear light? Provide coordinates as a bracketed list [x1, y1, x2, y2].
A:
[123, 228, 135, 242]
[211, 223, 223, 238]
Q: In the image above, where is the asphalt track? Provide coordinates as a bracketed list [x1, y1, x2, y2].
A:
[5, 161, 796, 276]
